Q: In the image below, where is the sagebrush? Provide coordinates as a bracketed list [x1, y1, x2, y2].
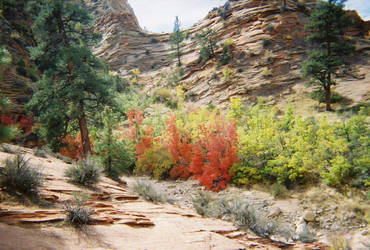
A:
[0, 154, 44, 195]
[65, 156, 101, 186]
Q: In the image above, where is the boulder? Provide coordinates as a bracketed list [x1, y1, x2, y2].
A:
[303, 211, 315, 222]
[268, 206, 281, 217]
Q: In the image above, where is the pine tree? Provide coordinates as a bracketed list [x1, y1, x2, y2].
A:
[170, 16, 184, 66]
[302, 0, 354, 111]
[95, 107, 134, 178]
[26, 0, 113, 156]
[0, 46, 18, 142]
[196, 29, 218, 63]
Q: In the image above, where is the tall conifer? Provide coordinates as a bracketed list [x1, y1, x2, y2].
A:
[302, 0, 354, 111]
[27, 0, 113, 156]
[170, 16, 184, 66]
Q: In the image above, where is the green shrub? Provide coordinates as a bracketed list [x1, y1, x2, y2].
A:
[230, 102, 369, 189]
[115, 86, 152, 115]
[262, 39, 272, 48]
[134, 144, 174, 180]
[310, 89, 344, 103]
[0, 154, 44, 196]
[132, 180, 169, 203]
[65, 156, 101, 186]
[219, 39, 234, 65]
[152, 88, 178, 109]
[166, 66, 183, 87]
[153, 88, 172, 102]
[222, 68, 234, 83]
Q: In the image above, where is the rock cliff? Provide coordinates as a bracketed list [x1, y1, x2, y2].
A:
[91, 0, 369, 108]
[1, 0, 368, 113]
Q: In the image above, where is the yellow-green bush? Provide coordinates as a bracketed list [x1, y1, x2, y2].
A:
[222, 68, 234, 83]
[152, 88, 178, 109]
[134, 144, 175, 180]
[230, 101, 369, 188]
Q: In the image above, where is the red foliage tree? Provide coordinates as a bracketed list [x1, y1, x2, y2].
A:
[0, 114, 33, 133]
[0, 114, 14, 126]
[59, 134, 81, 159]
[126, 109, 154, 160]
[190, 119, 238, 191]
[189, 143, 204, 177]
[59, 133, 95, 160]
[18, 115, 33, 133]
[166, 114, 193, 179]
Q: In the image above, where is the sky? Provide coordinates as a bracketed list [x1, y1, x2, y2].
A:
[129, 0, 370, 33]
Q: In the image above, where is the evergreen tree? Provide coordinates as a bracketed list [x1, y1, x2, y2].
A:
[95, 107, 134, 178]
[196, 29, 218, 63]
[26, 0, 113, 156]
[0, 46, 18, 142]
[170, 16, 184, 66]
[302, 0, 354, 111]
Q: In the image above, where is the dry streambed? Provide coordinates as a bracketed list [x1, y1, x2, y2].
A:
[126, 175, 370, 249]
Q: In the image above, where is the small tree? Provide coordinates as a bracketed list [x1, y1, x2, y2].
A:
[95, 107, 134, 178]
[302, 0, 354, 111]
[27, 0, 113, 155]
[196, 29, 218, 63]
[170, 16, 184, 67]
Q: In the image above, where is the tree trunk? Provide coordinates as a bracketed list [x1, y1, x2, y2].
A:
[78, 104, 92, 158]
[325, 85, 332, 111]
[176, 42, 182, 66]
[107, 123, 112, 173]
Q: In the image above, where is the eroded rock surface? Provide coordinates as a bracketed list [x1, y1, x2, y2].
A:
[0, 146, 332, 249]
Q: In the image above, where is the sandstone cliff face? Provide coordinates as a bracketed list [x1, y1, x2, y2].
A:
[92, 0, 369, 108]
[84, 0, 173, 72]
[1, 0, 369, 113]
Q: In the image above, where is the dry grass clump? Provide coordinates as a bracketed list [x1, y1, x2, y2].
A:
[0, 144, 19, 154]
[64, 193, 93, 227]
[0, 154, 44, 196]
[192, 191, 293, 240]
[33, 148, 48, 158]
[65, 156, 101, 186]
[132, 180, 170, 203]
